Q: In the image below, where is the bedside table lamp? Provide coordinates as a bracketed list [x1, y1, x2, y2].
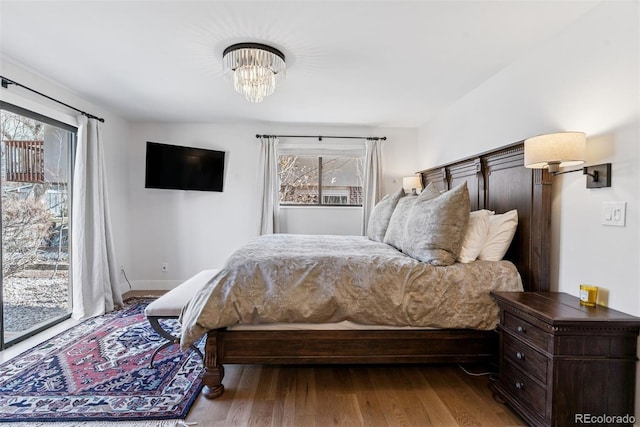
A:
[524, 131, 612, 188]
[402, 176, 422, 195]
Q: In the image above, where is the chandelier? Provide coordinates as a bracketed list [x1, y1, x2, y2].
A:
[222, 43, 286, 103]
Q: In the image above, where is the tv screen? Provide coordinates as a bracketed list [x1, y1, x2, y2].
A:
[145, 141, 225, 192]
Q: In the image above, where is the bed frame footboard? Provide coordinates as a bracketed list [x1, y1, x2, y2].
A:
[201, 327, 498, 399]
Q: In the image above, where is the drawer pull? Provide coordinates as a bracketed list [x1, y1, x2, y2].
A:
[516, 325, 527, 333]
[516, 351, 525, 360]
[515, 381, 525, 390]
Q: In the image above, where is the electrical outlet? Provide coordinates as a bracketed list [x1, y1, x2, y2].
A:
[161, 262, 168, 272]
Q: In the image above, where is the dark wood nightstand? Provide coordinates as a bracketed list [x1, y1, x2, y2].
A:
[491, 292, 640, 427]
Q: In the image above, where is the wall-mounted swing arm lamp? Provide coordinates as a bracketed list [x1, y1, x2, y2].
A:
[524, 132, 612, 188]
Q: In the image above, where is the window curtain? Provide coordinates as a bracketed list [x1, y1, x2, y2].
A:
[71, 116, 123, 319]
[259, 136, 280, 234]
[362, 139, 383, 235]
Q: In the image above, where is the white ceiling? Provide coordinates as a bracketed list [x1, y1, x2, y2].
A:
[0, 1, 599, 128]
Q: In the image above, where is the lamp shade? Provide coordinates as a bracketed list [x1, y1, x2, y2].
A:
[402, 176, 422, 194]
[524, 132, 586, 173]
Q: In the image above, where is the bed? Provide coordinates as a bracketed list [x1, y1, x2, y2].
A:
[184, 141, 552, 399]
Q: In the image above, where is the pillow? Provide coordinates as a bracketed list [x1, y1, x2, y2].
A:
[403, 181, 470, 266]
[366, 188, 404, 242]
[383, 194, 417, 250]
[457, 209, 492, 263]
[383, 183, 440, 250]
[420, 182, 442, 201]
[478, 209, 518, 261]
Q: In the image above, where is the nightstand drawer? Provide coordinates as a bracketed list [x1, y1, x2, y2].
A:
[502, 311, 550, 351]
[503, 334, 548, 384]
[501, 360, 547, 417]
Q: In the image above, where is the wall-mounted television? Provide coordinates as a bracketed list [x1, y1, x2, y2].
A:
[145, 141, 225, 192]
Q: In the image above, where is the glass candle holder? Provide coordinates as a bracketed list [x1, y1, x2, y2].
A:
[579, 285, 598, 307]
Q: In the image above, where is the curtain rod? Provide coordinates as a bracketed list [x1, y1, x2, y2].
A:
[256, 134, 386, 141]
[1, 75, 105, 123]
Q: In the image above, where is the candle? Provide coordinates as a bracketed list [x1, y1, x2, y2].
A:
[579, 285, 598, 307]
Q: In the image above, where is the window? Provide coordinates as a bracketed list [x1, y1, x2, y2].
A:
[278, 155, 364, 206]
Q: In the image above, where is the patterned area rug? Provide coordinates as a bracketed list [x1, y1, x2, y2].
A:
[0, 298, 203, 424]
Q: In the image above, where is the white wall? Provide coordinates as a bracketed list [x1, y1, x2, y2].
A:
[279, 206, 362, 235]
[128, 122, 258, 288]
[417, 1, 640, 418]
[419, 1, 639, 314]
[127, 123, 418, 287]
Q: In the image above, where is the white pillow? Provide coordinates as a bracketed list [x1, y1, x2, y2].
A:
[457, 210, 492, 263]
[478, 209, 518, 261]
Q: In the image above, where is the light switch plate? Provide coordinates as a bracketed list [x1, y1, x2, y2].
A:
[601, 202, 626, 226]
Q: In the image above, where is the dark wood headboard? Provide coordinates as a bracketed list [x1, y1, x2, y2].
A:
[418, 142, 552, 292]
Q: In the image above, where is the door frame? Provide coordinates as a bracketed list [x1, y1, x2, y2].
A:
[0, 102, 77, 350]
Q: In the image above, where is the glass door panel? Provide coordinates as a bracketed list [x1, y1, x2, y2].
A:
[1, 107, 74, 348]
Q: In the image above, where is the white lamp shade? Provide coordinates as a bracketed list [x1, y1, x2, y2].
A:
[524, 132, 586, 172]
[402, 176, 422, 194]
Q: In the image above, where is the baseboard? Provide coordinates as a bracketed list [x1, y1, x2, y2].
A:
[120, 280, 183, 294]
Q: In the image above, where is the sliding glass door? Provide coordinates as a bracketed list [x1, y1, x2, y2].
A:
[0, 103, 76, 349]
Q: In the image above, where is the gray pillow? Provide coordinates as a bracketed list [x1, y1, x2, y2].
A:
[403, 181, 470, 265]
[366, 188, 404, 242]
[383, 183, 439, 250]
[383, 195, 417, 250]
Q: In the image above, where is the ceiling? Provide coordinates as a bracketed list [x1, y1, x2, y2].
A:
[0, 1, 600, 128]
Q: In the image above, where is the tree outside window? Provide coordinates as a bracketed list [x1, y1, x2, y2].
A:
[278, 155, 363, 206]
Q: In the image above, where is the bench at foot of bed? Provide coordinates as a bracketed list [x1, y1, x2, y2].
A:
[144, 269, 219, 368]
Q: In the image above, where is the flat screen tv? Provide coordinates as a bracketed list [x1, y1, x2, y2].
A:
[145, 141, 225, 192]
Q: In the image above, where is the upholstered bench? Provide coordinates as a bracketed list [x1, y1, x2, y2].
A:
[144, 269, 219, 368]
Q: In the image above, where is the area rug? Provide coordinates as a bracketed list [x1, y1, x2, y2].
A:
[0, 298, 204, 425]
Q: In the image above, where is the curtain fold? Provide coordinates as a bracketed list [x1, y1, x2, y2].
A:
[71, 116, 123, 319]
[362, 139, 383, 235]
[259, 136, 280, 235]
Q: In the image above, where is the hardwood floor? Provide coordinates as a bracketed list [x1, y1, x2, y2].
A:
[184, 364, 526, 427]
[123, 291, 526, 426]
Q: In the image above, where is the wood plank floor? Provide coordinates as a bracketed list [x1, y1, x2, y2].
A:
[122, 291, 526, 426]
[184, 364, 526, 427]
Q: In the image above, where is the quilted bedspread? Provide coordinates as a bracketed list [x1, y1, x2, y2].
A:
[179, 234, 523, 349]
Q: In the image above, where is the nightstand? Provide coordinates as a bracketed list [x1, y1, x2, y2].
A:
[491, 292, 640, 427]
